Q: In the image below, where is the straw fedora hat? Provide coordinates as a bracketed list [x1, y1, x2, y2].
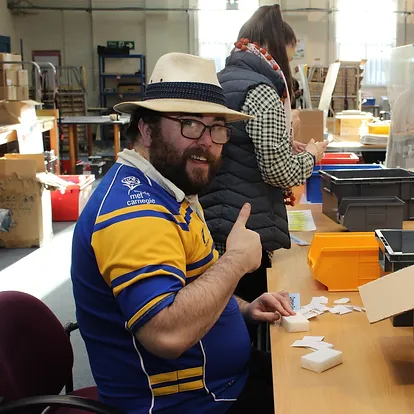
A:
[114, 53, 252, 123]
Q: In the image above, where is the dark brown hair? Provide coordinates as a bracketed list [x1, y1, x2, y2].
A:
[125, 107, 162, 147]
[237, 4, 297, 96]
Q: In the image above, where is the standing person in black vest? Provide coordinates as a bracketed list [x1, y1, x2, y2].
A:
[200, 5, 328, 312]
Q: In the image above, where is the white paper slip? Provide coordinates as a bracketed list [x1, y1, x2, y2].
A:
[353, 306, 362, 312]
[291, 340, 312, 348]
[307, 341, 334, 350]
[299, 309, 319, 319]
[334, 298, 350, 304]
[338, 306, 353, 315]
[291, 340, 333, 350]
[303, 336, 325, 342]
[329, 306, 341, 314]
[316, 296, 329, 304]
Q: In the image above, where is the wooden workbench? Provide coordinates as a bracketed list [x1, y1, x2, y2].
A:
[0, 116, 56, 146]
[327, 134, 387, 153]
[59, 116, 130, 174]
[268, 204, 414, 414]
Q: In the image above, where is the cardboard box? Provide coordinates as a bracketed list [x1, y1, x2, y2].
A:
[0, 99, 41, 125]
[358, 264, 414, 324]
[17, 70, 29, 86]
[0, 100, 44, 153]
[0, 86, 17, 100]
[0, 69, 18, 86]
[16, 85, 29, 100]
[0, 53, 22, 70]
[295, 109, 324, 143]
[335, 113, 372, 136]
[0, 156, 53, 248]
[118, 84, 141, 94]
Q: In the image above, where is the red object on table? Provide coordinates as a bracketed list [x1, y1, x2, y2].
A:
[318, 153, 359, 165]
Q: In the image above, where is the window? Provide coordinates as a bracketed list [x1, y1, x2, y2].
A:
[198, 0, 259, 72]
[336, 0, 397, 86]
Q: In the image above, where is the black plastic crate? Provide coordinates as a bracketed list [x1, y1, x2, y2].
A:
[320, 168, 414, 220]
[375, 229, 414, 327]
[338, 197, 405, 232]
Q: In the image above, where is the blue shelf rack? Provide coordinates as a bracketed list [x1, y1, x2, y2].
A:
[98, 54, 146, 109]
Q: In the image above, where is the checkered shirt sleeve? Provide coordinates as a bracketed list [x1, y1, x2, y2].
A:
[243, 84, 315, 189]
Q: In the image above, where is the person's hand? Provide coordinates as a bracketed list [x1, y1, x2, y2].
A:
[292, 140, 307, 155]
[305, 139, 329, 163]
[244, 291, 296, 324]
[226, 203, 262, 275]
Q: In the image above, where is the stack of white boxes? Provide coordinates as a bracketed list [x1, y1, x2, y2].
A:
[0, 53, 29, 101]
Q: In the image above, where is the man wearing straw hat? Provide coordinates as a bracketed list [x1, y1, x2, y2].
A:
[71, 53, 294, 414]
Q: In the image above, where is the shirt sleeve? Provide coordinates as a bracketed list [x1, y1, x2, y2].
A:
[91, 203, 186, 334]
[243, 84, 315, 188]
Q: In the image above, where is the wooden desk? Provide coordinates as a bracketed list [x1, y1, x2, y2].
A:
[59, 116, 130, 174]
[268, 204, 414, 414]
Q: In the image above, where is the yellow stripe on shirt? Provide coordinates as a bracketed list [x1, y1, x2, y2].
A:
[152, 380, 204, 396]
[113, 269, 185, 297]
[95, 203, 189, 226]
[127, 292, 173, 329]
[150, 371, 178, 386]
[186, 249, 219, 278]
[178, 380, 204, 393]
[153, 385, 179, 397]
[177, 367, 203, 380]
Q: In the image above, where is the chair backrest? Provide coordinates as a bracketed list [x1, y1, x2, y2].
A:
[0, 291, 74, 402]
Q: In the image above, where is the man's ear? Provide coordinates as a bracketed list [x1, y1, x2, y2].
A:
[138, 118, 153, 148]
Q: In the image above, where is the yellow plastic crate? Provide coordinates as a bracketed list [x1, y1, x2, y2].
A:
[308, 232, 380, 292]
[368, 122, 390, 135]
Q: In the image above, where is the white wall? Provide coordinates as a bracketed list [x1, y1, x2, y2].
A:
[0, 0, 17, 51]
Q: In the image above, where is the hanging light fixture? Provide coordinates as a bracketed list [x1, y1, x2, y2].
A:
[226, 0, 239, 11]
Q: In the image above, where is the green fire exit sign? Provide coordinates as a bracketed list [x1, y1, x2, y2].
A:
[107, 41, 135, 50]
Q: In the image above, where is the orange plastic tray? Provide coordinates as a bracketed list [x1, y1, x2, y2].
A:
[308, 232, 380, 291]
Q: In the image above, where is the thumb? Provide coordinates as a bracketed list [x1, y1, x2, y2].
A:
[309, 138, 315, 144]
[235, 203, 251, 228]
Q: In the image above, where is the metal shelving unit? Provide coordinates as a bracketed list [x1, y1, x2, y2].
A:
[308, 63, 363, 114]
[98, 54, 146, 109]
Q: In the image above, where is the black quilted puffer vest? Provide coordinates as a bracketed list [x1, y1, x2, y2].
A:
[199, 52, 291, 251]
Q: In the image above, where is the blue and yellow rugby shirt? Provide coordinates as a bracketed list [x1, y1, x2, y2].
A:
[71, 150, 251, 414]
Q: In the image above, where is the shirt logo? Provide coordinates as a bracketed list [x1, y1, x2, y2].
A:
[122, 176, 141, 194]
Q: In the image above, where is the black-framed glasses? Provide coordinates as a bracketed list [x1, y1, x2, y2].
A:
[160, 115, 232, 144]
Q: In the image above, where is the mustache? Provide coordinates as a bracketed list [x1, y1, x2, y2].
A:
[184, 147, 219, 164]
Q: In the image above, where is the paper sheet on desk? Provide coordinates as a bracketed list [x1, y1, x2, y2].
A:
[287, 210, 316, 232]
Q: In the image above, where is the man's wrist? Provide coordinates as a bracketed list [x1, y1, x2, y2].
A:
[221, 250, 249, 277]
[235, 295, 250, 317]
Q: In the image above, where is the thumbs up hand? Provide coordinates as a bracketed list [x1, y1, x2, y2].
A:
[226, 203, 262, 275]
